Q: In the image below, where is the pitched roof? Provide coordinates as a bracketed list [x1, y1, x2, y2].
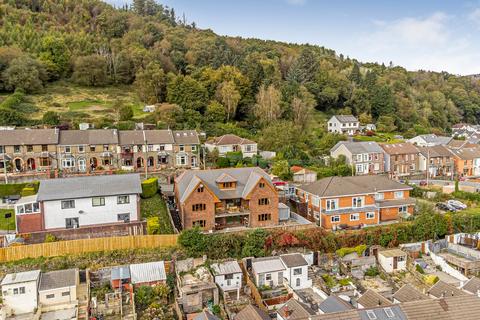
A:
[59, 129, 118, 145]
[118, 130, 145, 145]
[252, 256, 285, 274]
[417, 145, 454, 158]
[211, 261, 242, 275]
[1, 270, 41, 285]
[447, 139, 477, 149]
[37, 173, 142, 201]
[111, 265, 130, 280]
[207, 134, 256, 146]
[462, 277, 480, 294]
[427, 280, 467, 298]
[280, 253, 308, 268]
[173, 130, 200, 144]
[393, 284, 429, 303]
[0, 128, 59, 145]
[330, 115, 359, 123]
[331, 141, 383, 154]
[129, 261, 166, 284]
[412, 134, 452, 145]
[298, 175, 411, 198]
[192, 310, 221, 320]
[144, 130, 175, 144]
[380, 143, 419, 155]
[379, 249, 407, 258]
[318, 295, 353, 313]
[449, 147, 480, 160]
[176, 167, 272, 203]
[39, 269, 77, 291]
[357, 289, 392, 308]
[234, 305, 270, 320]
[277, 298, 316, 320]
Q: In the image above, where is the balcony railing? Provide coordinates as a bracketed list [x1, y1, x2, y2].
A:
[215, 206, 250, 217]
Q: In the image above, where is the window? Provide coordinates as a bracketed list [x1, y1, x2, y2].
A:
[366, 310, 377, 320]
[352, 197, 364, 208]
[65, 217, 79, 229]
[312, 196, 320, 207]
[62, 158, 75, 168]
[397, 255, 406, 262]
[265, 273, 272, 281]
[197, 185, 204, 193]
[61, 200, 75, 209]
[90, 145, 96, 152]
[192, 220, 206, 227]
[62, 291, 70, 296]
[148, 145, 153, 152]
[14, 287, 25, 295]
[64, 146, 71, 153]
[293, 268, 302, 275]
[259, 182, 265, 188]
[366, 212, 375, 219]
[40, 157, 50, 167]
[296, 278, 301, 287]
[326, 199, 338, 211]
[258, 198, 270, 205]
[374, 163, 380, 171]
[159, 145, 165, 151]
[117, 195, 130, 204]
[221, 182, 235, 189]
[394, 191, 404, 199]
[42, 145, 48, 152]
[192, 203, 206, 211]
[117, 213, 130, 222]
[356, 164, 364, 173]
[225, 274, 234, 280]
[176, 155, 186, 165]
[375, 193, 384, 200]
[258, 213, 271, 221]
[26, 145, 33, 152]
[350, 213, 360, 221]
[14, 145, 21, 153]
[92, 197, 105, 207]
[192, 145, 197, 152]
[331, 215, 340, 223]
[179, 144, 185, 152]
[384, 307, 395, 318]
[398, 205, 408, 213]
[103, 145, 109, 151]
[78, 145, 85, 153]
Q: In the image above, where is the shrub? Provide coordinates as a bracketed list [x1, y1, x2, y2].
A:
[424, 274, 439, 285]
[44, 234, 57, 243]
[141, 177, 158, 198]
[226, 151, 243, 165]
[364, 266, 379, 277]
[216, 157, 230, 168]
[415, 264, 425, 274]
[147, 217, 160, 235]
[178, 227, 207, 257]
[21, 187, 36, 197]
[336, 244, 367, 258]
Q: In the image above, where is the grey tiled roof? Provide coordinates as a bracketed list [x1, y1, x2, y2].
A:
[318, 295, 353, 313]
[0, 129, 59, 145]
[39, 269, 77, 291]
[37, 173, 142, 201]
[59, 129, 119, 145]
[462, 277, 480, 294]
[278, 298, 316, 320]
[211, 261, 242, 275]
[206, 134, 255, 146]
[234, 305, 270, 320]
[427, 280, 467, 298]
[280, 253, 308, 268]
[173, 130, 200, 144]
[417, 145, 454, 158]
[380, 143, 419, 155]
[331, 141, 383, 154]
[357, 289, 392, 308]
[393, 284, 429, 303]
[331, 115, 359, 123]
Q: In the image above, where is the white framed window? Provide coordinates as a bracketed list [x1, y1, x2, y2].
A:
[179, 144, 185, 152]
[363, 154, 368, 161]
[92, 197, 105, 207]
[350, 213, 359, 221]
[78, 145, 85, 153]
[374, 163, 380, 171]
[117, 195, 130, 204]
[293, 268, 302, 275]
[312, 196, 320, 207]
[265, 273, 272, 281]
[384, 307, 395, 318]
[366, 212, 375, 219]
[375, 193, 384, 200]
[356, 154, 362, 162]
[61, 200, 75, 209]
[176, 155, 187, 165]
[394, 191, 404, 199]
[399, 205, 408, 213]
[352, 197, 364, 208]
[64, 146, 71, 153]
[219, 146, 228, 153]
[62, 158, 75, 168]
[326, 199, 338, 211]
[366, 310, 377, 320]
[356, 164, 363, 173]
[331, 215, 340, 223]
[192, 145, 197, 152]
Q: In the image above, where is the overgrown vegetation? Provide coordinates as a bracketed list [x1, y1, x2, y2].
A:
[0, 209, 15, 231]
[141, 194, 174, 234]
[0, 181, 39, 198]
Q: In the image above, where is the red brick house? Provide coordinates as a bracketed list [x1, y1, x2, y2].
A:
[174, 167, 279, 231]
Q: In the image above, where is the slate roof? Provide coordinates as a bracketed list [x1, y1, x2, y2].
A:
[206, 134, 256, 146]
[447, 139, 477, 149]
[129, 261, 166, 284]
[0, 129, 59, 145]
[280, 253, 308, 268]
[176, 167, 272, 203]
[251, 256, 285, 274]
[144, 130, 175, 144]
[173, 130, 200, 144]
[211, 261, 242, 276]
[427, 280, 467, 298]
[462, 277, 480, 294]
[330, 115, 359, 123]
[380, 143, 419, 155]
[357, 289, 392, 308]
[331, 141, 383, 154]
[118, 130, 145, 145]
[1, 270, 41, 285]
[298, 175, 411, 198]
[318, 295, 353, 313]
[413, 134, 452, 145]
[234, 304, 270, 320]
[39, 269, 77, 291]
[393, 284, 429, 303]
[37, 173, 142, 201]
[192, 310, 221, 320]
[449, 147, 480, 160]
[417, 145, 454, 158]
[277, 298, 316, 320]
[59, 129, 118, 145]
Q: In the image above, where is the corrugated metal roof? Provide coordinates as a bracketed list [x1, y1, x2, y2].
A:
[1, 270, 40, 285]
[252, 257, 285, 274]
[111, 265, 130, 281]
[129, 261, 166, 284]
[211, 261, 242, 275]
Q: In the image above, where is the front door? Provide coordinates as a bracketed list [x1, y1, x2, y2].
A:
[78, 159, 86, 172]
[393, 257, 398, 270]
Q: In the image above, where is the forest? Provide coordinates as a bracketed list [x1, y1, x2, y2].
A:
[1, 0, 480, 165]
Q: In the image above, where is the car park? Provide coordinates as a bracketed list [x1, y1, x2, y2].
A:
[436, 202, 457, 212]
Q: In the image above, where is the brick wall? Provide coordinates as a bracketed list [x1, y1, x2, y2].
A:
[248, 178, 279, 228]
[180, 183, 217, 230]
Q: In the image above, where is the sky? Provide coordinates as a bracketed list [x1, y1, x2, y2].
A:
[105, 0, 480, 75]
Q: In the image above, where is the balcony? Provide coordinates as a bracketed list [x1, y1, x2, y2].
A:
[121, 151, 134, 159]
[215, 205, 250, 218]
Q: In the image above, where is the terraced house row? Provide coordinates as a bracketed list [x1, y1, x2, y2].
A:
[0, 128, 200, 173]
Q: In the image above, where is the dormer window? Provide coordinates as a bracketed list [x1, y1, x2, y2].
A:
[216, 173, 237, 189]
[220, 182, 235, 189]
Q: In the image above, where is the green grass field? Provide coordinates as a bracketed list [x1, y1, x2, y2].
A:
[141, 194, 174, 234]
[0, 209, 15, 231]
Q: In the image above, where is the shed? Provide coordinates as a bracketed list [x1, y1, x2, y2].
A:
[129, 261, 166, 286]
[111, 265, 131, 289]
[278, 202, 291, 221]
[378, 249, 407, 273]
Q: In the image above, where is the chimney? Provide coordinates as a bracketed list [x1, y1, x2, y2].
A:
[477, 289, 480, 298]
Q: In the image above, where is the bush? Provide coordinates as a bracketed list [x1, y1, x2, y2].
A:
[147, 216, 160, 235]
[21, 187, 36, 197]
[141, 177, 158, 198]
[178, 227, 207, 257]
[216, 157, 230, 168]
[336, 244, 367, 258]
[415, 264, 425, 274]
[226, 151, 243, 165]
[364, 266, 379, 277]
[44, 234, 57, 243]
[424, 274, 439, 285]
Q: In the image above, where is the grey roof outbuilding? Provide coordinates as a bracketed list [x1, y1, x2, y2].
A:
[39, 269, 78, 291]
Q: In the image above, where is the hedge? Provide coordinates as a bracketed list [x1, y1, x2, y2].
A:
[0, 181, 39, 198]
[141, 177, 158, 198]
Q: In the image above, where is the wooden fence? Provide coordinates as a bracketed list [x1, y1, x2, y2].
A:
[0, 234, 178, 262]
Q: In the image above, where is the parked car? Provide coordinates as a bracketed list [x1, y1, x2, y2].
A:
[447, 200, 467, 210]
[436, 202, 456, 212]
[419, 180, 427, 186]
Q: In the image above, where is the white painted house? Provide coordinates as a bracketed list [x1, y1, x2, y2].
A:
[38, 269, 78, 308]
[327, 115, 360, 135]
[20, 174, 142, 233]
[280, 253, 312, 290]
[408, 134, 452, 147]
[211, 260, 243, 300]
[251, 257, 286, 288]
[1, 270, 41, 316]
[378, 249, 407, 273]
[205, 134, 258, 158]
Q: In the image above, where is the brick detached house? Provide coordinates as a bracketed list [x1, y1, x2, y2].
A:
[296, 175, 414, 230]
[174, 167, 279, 231]
[330, 141, 385, 175]
[380, 143, 420, 178]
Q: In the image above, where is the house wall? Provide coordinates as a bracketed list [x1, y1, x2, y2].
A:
[248, 178, 279, 228]
[179, 183, 217, 231]
[39, 285, 77, 307]
[240, 144, 258, 158]
[16, 213, 43, 233]
[255, 270, 284, 288]
[330, 144, 353, 164]
[43, 194, 139, 230]
[378, 254, 406, 273]
[214, 273, 242, 292]
[2, 280, 38, 315]
[283, 265, 311, 290]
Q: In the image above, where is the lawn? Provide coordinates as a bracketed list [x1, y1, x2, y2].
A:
[0, 209, 15, 231]
[141, 194, 175, 234]
[354, 132, 404, 144]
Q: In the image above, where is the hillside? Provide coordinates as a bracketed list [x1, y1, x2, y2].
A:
[0, 0, 479, 165]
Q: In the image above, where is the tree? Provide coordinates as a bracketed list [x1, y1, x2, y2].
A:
[241, 229, 268, 257]
[39, 36, 70, 79]
[272, 160, 291, 180]
[134, 62, 166, 104]
[42, 111, 60, 125]
[166, 74, 208, 112]
[178, 227, 207, 257]
[72, 55, 108, 86]
[349, 63, 362, 84]
[291, 86, 316, 131]
[254, 85, 282, 126]
[216, 80, 241, 121]
[205, 101, 226, 123]
[286, 48, 319, 84]
[2, 56, 47, 93]
[376, 115, 397, 133]
[371, 85, 395, 119]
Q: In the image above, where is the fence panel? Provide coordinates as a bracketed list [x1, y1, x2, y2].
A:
[0, 235, 178, 262]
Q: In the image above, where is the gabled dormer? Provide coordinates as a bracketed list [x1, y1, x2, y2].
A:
[216, 173, 237, 189]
